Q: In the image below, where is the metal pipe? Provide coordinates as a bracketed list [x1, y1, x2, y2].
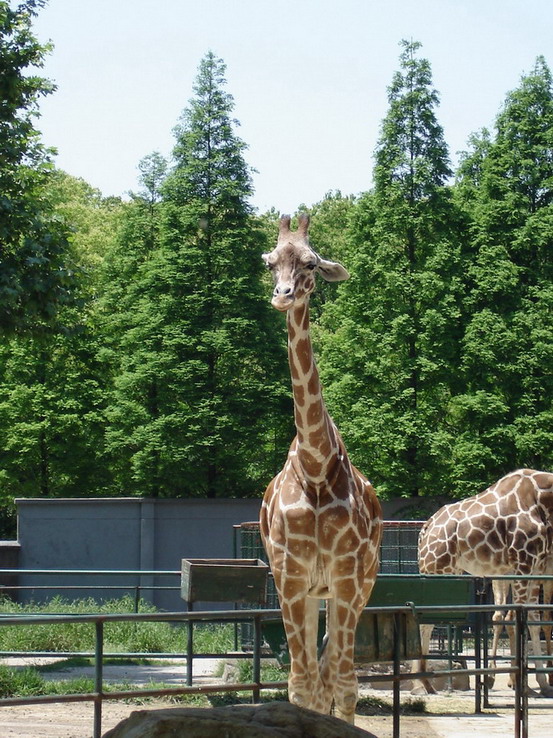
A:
[93, 619, 104, 738]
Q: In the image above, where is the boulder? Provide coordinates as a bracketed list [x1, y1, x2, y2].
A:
[103, 701, 378, 738]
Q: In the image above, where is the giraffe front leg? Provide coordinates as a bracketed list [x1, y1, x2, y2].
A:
[281, 592, 324, 712]
[411, 623, 437, 694]
[527, 607, 553, 697]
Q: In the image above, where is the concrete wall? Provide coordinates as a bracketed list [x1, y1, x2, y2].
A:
[13, 495, 448, 611]
[16, 498, 262, 610]
[0, 541, 20, 599]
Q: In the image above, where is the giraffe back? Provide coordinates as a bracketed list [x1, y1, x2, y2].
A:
[418, 469, 553, 577]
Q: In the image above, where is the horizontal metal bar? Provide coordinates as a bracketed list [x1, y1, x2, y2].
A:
[360, 666, 518, 683]
[0, 650, 253, 660]
[4, 569, 553, 581]
[0, 570, 180, 576]
[0, 680, 270, 707]
[0, 586, 179, 591]
[2, 602, 553, 628]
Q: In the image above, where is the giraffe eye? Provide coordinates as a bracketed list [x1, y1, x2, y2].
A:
[306, 263, 317, 271]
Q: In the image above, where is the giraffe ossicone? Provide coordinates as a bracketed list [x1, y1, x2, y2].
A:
[260, 214, 383, 723]
[416, 468, 553, 697]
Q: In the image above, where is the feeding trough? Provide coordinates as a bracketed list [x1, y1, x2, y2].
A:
[181, 558, 269, 606]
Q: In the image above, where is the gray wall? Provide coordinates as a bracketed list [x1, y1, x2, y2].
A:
[13, 495, 448, 611]
[16, 498, 262, 610]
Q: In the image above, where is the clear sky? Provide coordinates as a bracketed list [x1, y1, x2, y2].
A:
[32, 0, 553, 213]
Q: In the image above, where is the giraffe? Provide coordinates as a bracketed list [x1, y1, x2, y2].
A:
[259, 214, 383, 723]
[415, 468, 553, 697]
[489, 575, 553, 690]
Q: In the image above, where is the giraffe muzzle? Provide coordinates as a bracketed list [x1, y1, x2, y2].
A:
[272, 284, 294, 311]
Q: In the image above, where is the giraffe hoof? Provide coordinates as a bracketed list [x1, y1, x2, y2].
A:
[539, 685, 553, 698]
[410, 685, 435, 696]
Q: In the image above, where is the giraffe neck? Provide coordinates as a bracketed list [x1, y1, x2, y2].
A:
[287, 301, 339, 482]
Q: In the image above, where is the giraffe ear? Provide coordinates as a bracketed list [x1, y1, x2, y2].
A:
[316, 258, 350, 282]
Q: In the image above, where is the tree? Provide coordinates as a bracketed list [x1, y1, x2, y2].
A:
[0, 0, 75, 332]
[104, 53, 291, 498]
[319, 41, 464, 499]
[452, 57, 553, 492]
[0, 172, 122, 509]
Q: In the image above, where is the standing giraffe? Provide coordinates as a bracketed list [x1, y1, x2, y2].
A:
[416, 468, 553, 696]
[259, 214, 382, 723]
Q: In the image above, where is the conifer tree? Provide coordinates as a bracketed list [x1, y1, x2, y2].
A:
[453, 57, 553, 491]
[320, 41, 464, 499]
[104, 53, 290, 498]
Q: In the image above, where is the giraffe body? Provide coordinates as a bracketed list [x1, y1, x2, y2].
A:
[417, 468, 553, 696]
[260, 215, 382, 723]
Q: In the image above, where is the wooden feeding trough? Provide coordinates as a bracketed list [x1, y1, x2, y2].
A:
[181, 558, 269, 606]
[181, 558, 269, 687]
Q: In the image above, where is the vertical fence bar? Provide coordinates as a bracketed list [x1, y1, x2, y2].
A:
[93, 618, 104, 738]
[514, 606, 522, 738]
[187, 606, 194, 686]
[252, 612, 262, 703]
[474, 607, 482, 713]
[520, 607, 528, 738]
[481, 604, 491, 709]
[392, 612, 401, 738]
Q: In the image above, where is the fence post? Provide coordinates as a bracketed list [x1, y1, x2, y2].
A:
[392, 612, 401, 738]
[252, 613, 262, 703]
[93, 618, 104, 738]
[514, 606, 528, 738]
[474, 606, 482, 713]
[187, 606, 194, 687]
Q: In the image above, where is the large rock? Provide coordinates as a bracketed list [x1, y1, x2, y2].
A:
[103, 701, 378, 737]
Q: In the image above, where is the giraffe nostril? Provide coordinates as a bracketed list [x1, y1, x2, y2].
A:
[275, 285, 293, 296]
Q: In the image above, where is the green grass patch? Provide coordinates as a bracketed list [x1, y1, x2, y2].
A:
[0, 663, 212, 705]
[0, 596, 234, 655]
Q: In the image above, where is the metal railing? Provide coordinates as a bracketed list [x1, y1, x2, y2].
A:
[1, 572, 553, 738]
[0, 601, 548, 738]
[0, 568, 182, 611]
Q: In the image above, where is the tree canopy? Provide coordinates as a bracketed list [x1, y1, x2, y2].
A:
[1, 16, 553, 533]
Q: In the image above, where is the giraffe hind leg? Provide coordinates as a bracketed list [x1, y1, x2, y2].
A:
[411, 623, 437, 695]
[320, 598, 360, 724]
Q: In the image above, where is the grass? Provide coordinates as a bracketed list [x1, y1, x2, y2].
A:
[0, 595, 235, 654]
[0, 594, 237, 701]
[0, 663, 212, 705]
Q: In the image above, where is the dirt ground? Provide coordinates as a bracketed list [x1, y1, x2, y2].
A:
[1, 661, 553, 737]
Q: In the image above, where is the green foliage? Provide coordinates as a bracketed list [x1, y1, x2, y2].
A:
[0, 0, 77, 333]
[450, 56, 553, 491]
[0, 21, 552, 510]
[101, 52, 291, 498]
[319, 41, 464, 498]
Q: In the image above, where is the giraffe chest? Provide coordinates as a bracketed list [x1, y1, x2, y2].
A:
[262, 471, 378, 595]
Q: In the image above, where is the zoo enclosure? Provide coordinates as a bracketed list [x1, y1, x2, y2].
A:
[0, 596, 548, 738]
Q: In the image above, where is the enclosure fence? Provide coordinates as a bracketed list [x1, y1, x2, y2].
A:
[1, 576, 552, 738]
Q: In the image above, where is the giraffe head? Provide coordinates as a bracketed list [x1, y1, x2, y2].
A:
[262, 213, 350, 311]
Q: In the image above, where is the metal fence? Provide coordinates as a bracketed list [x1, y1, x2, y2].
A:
[1, 575, 552, 738]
